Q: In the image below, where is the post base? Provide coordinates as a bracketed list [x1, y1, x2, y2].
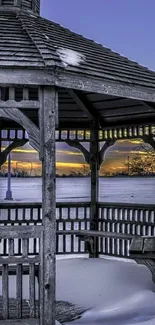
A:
[5, 190, 13, 200]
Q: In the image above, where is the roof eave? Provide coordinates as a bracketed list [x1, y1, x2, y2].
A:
[0, 67, 155, 103]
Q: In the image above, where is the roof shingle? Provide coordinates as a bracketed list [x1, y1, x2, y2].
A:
[0, 9, 155, 89]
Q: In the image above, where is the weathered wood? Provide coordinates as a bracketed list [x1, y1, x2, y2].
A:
[99, 140, 116, 167]
[39, 232, 44, 325]
[129, 238, 144, 252]
[0, 226, 43, 239]
[8, 239, 14, 257]
[144, 238, 155, 252]
[0, 139, 28, 168]
[130, 236, 155, 258]
[57, 230, 139, 240]
[66, 139, 90, 164]
[0, 69, 55, 87]
[67, 89, 98, 120]
[135, 259, 155, 283]
[56, 71, 155, 103]
[2, 265, 9, 320]
[0, 108, 39, 152]
[0, 100, 39, 109]
[0, 256, 40, 265]
[22, 238, 29, 257]
[41, 86, 58, 325]
[16, 265, 22, 319]
[0, 69, 155, 104]
[142, 134, 155, 149]
[90, 121, 99, 257]
[29, 264, 36, 318]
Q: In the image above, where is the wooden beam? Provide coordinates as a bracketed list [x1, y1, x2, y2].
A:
[56, 71, 155, 103]
[0, 107, 39, 152]
[40, 86, 57, 325]
[67, 89, 98, 121]
[1, 69, 155, 104]
[142, 135, 155, 150]
[0, 100, 40, 109]
[140, 101, 155, 111]
[0, 69, 55, 86]
[0, 139, 28, 167]
[66, 139, 90, 164]
[90, 121, 99, 258]
[99, 140, 116, 168]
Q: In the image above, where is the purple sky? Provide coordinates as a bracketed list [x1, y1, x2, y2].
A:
[42, 0, 155, 71]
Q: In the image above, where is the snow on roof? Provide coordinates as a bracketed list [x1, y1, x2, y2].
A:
[56, 47, 85, 67]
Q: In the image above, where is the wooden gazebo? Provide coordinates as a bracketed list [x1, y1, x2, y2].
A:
[1, 0, 155, 324]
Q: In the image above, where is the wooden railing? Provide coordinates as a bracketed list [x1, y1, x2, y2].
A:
[0, 201, 155, 320]
[98, 202, 155, 257]
[0, 201, 155, 257]
[0, 202, 91, 255]
[0, 225, 42, 320]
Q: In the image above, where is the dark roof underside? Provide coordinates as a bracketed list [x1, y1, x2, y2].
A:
[1, 88, 155, 130]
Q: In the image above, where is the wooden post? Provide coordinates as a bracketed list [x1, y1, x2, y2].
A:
[90, 121, 99, 258]
[5, 151, 13, 200]
[39, 86, 58, 325]
[0, 129, 1, 171]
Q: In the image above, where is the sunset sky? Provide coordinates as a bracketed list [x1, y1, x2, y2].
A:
[2, 0, 155, 175]
[2, 139, 150, 176]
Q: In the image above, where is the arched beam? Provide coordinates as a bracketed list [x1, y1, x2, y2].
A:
[66, 139, 90, 164]
[66, 139, 116, 169]
[99, 140, 116, 168]
[142, 135, 155, 150]
[0, 139, 28, 168]
[0, 108, 40, 152]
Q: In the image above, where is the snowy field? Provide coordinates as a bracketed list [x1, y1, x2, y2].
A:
[0, 257, 155, 325]
[1, 177, 155, 203]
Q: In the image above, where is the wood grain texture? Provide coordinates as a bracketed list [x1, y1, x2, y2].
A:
[90, 121, 99, 257]
[0, 107, 39, 152]
[0, 139, 28, 167]
[41, 87, 58, 325]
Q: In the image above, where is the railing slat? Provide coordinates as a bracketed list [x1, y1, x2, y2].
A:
[29, 264, 35, 318]
[16, 264, 22, 319]
[2, 265, 9, 319]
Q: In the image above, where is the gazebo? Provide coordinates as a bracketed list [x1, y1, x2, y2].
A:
[1, 0, 155, 324]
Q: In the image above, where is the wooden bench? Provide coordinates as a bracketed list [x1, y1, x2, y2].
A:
[130, 236, 155, 282]
[58, 230, 155, 283]
[0, 231, 155, 283]
[57, 230, 140, 255]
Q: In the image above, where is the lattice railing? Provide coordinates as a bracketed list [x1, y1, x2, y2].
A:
[0, 225, 42, 320]
[1, 124, 155, 142]
[98, 202, 155, 257]
[0, 202, 91, 255]
[1, 201, 155, 258]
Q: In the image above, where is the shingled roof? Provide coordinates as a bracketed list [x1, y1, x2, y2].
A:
[1, 5, 155, 131]
[0, 9, 155, 90]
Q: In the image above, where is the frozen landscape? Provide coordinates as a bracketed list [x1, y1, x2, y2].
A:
[0, 176, 155, 203]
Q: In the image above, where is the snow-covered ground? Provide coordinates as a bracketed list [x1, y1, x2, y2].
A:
[0, 256, 155, 324]
[56, 257, 155, 325]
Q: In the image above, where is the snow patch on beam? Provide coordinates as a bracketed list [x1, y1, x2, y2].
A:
[56, 47, 85, 67]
